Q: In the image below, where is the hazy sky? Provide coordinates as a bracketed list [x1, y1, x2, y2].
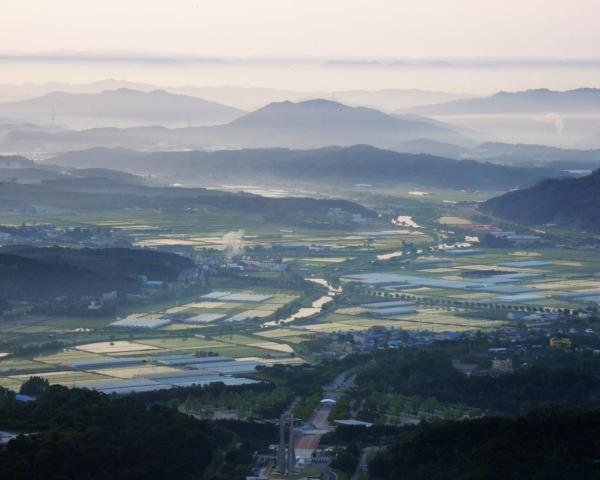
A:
[2, 0, 600, 58]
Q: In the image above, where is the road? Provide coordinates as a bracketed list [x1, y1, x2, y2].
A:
[293, 370, 356, 461]
[264, 369, 356, 478]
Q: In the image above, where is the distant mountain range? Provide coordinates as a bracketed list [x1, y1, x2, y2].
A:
[0, 79, 470, 111]
[410, 88, 600, 147]
[0, 99, 477, 152]
[0, 88, 245, 129]
[481, 169, 600, 231]
[49, 144, 568, 191]
[412, 88, 600, 115]
[6, 85, 600, 151]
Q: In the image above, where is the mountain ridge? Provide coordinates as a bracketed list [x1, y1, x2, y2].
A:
[0, 99, 477, 151]
[0, 79, 470, 110]
[412, 88, 600, 115]
[48, 144, 567, 190]
[0, 88, 246, 129]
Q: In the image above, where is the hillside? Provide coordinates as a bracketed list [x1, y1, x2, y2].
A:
[0, 246, 194, 300]
[481, 169, 600, 231]
[0, 89, 245, 128]
[0, 386, 276, 480]
[369, 408, 600, 480]
[50, 144, 566, 190]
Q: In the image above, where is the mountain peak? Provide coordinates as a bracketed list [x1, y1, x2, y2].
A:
[106, 88, 141, 94]
[229, 98, 396, 129]
[258, 98, 349, 111]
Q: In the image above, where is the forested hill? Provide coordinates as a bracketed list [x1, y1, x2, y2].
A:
[369, 408, 600, 480]
[50, 144, 566, 190]
[0, 246, 194, 300]
[481, 169, 600, 231]
[0, 385, 276, 480]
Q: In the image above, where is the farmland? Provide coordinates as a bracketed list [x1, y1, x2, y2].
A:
[2, 184, 600, 394]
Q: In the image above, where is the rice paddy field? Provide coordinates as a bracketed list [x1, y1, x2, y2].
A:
[28, 207, 424, 255]
[299, 309, 506, 334]
[343, 246, 600, 313]
[0, 326, 304, 391]
[438, 216, 473, 225]
[9, 241, 598, 392]
[0, 287, 301, 343]
[4, 192, 600, 394]
[0, 284, 308, 390]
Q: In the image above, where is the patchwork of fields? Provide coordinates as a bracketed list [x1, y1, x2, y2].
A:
[3, 200, 600, 394]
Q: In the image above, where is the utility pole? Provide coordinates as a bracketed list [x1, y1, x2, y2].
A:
[277, 413, 287, 474]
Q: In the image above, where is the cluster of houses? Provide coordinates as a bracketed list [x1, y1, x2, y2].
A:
[200, 254, 289, 273]
[463, 224, 542, 243]
[322, 326, 461, 357]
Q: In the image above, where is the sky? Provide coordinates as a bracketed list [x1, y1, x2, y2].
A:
[2, 0, 600, 59]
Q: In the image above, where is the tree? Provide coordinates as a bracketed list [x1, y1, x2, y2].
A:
[19, 376, 49, 396]
[423, 396, 438, 414]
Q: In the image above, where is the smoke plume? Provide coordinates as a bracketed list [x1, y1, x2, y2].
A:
[222, 230, 245, 256]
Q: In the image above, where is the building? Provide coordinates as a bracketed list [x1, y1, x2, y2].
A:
[319, 398, 337, 409]
[239, 256, 288, 272]
[102, 291, 118, 302]
[491, 357, 513, 372]
[324, 341, 353, 357]
[550, 337, 572, 349]
[109, 315, 171, 329]
[334, 419, 373, 427]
